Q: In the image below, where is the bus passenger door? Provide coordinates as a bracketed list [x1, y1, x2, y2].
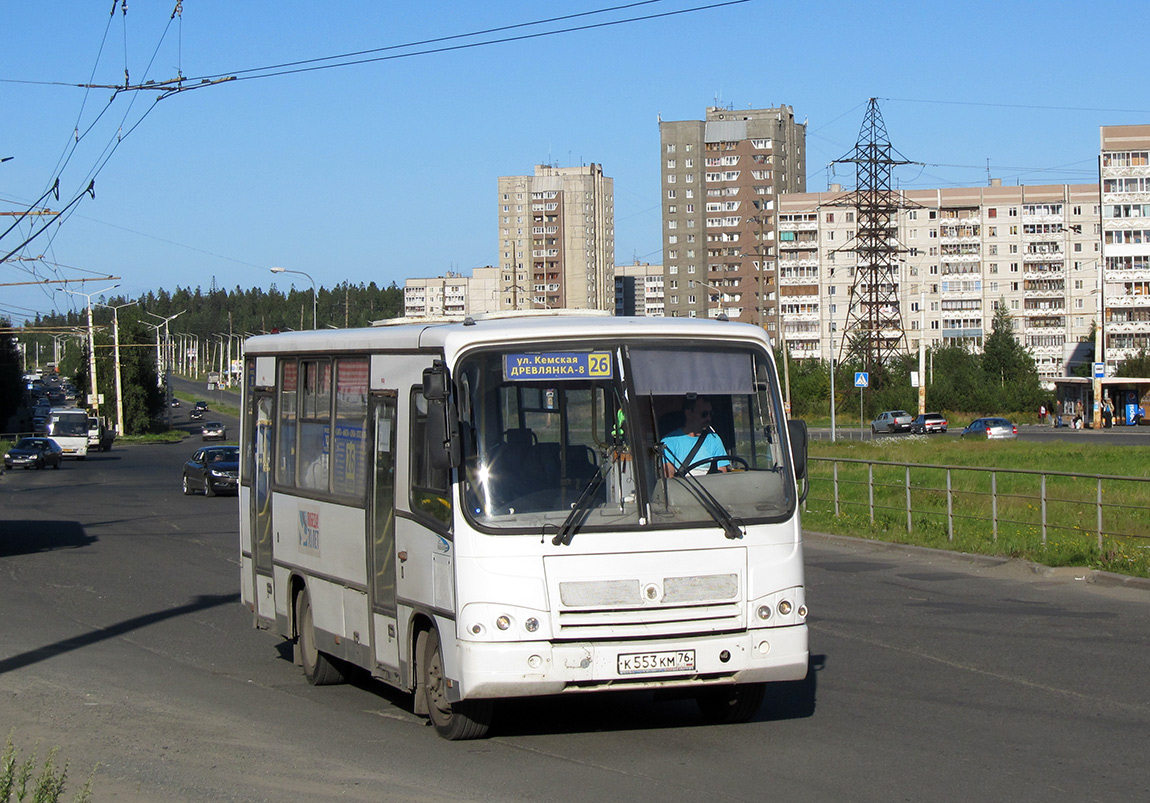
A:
[368, 390, 401, 677]
[251, 392, 276, 622]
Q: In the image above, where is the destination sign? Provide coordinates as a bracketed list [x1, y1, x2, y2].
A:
[503, 352, 612, 381]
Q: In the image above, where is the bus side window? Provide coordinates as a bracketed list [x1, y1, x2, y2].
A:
[409, 387, 452, 529]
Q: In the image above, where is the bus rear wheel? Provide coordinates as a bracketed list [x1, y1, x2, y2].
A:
[695, 682, 766, 724]
[296, 588, 345, 686]
[421, 628, 493, 740]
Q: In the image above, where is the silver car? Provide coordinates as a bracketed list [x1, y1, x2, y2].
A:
[871, 410, 912, 434]
[961, 417, 1017, 440]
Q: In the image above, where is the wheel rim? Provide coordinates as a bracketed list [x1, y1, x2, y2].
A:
[425, 642, 451, 720]
[299, 595, 317, 674]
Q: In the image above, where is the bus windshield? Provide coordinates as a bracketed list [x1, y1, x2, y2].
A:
[51, 416, 88, 437]
[457, 341, 794, 534]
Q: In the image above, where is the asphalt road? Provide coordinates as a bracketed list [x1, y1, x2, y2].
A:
[1, 441, 1148, 801]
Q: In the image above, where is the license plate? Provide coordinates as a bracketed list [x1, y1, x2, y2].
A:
[617, 649, 695, 675]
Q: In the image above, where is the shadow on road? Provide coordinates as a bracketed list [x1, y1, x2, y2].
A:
[0, 592, 238, 676]
[0, 520, 96, 557]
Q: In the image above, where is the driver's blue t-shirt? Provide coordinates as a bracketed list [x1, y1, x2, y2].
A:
[661, 429, 729, 475]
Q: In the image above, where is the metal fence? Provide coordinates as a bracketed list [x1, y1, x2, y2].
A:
[807, 456, 1150, 549]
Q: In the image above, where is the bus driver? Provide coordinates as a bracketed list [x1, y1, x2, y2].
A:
[661, 395, 731, 477]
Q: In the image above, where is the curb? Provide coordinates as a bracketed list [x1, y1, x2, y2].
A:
[803, 529, 1150, 592]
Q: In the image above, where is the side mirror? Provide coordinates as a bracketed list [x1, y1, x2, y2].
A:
[422, 361, 461, 470]
[787, 419, 809, 481]
[787, 419, 810, 504]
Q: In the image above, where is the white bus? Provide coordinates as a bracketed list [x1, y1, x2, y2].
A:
[47, 407, 90, 459]
[239, 312, 810, 739]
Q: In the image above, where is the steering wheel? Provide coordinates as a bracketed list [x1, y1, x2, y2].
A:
[679, 455, 749, 476]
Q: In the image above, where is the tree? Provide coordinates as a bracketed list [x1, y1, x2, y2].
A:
[982, 305, 1044, 413]
[0, 319, 24, 427]
[1116, 349, 1150, 378]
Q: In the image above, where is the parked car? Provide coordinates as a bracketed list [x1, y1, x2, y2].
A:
[961, 417, 1018, 440]
[4, 437, 63, 470]
[871, 410, 913, 434]
[910, 412, 948, 434]
[182, 445, 240, 496]
[201, 421, 227, 441]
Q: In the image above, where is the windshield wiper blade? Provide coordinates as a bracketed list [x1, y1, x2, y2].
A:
[552, 458, 612, 547]
[670, 469, 745, 540]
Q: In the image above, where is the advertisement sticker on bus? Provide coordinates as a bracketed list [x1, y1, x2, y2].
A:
[503, 352, 612, 381]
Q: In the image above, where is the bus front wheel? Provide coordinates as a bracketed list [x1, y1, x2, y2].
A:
[421, 628, 493, 740]
[696, 682, 766, 724]
[296, 588, 345, 686]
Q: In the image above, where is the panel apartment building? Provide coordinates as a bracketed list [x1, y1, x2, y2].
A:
[776, 183, 1101, 384]
[1100, 124, 1150, 368]
[659, 105, 807, 323]
[497, 164, 614, 312]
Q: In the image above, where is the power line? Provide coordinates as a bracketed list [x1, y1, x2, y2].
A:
[160, 1, 750, 93]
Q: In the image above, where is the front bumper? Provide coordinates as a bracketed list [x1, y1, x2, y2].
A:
[454, 625, 808, 700]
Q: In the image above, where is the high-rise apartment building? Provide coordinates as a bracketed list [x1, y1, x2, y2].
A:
[1099, 125, 1150, 370]
[496, 164, 614, 312]
[659, 105, 806, 323]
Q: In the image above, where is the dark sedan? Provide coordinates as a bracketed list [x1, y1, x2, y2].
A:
[910, 413, 948, 434]
[182, 445, 240, 496]
[4, 437, 63, 470]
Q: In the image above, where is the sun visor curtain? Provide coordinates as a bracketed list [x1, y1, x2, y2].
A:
[629, 348, 755, 396]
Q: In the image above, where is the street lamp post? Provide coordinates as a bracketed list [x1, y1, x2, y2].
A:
[271, 266, 317, 329]
[56, 283, 119, 420]
[146, 311, 185, 429]
[95, 300, 137, 435]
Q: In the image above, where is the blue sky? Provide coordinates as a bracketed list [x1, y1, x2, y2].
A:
[2, 0, 1147, 324]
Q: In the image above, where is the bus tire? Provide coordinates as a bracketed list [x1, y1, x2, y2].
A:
[421, 628, 493, 740]
[695, 682, 766, 724]
[296, 588, 345, 686]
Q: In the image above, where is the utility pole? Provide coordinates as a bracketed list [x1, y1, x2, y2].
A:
[56, 282, 119, 420]
[96, 300, 137, 435]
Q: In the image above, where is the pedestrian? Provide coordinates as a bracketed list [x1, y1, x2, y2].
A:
[1103, 397, 1113, 429]
[1038, 404, 1046, 425]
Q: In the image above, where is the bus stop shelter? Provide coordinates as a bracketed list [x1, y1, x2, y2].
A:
[1051, 377, 1149, 428]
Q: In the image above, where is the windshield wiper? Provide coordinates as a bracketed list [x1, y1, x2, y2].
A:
[551, 454, 615, 547]
[656, 444, 744, 540]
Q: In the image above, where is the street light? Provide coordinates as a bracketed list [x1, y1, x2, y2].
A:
[145, 310, 185, 429]
[95, 300, 137, 435]
[55, 282, 119, 420]
[271, 266, 317, 329]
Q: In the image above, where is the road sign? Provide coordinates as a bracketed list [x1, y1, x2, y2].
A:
[855, 372, 869, 388]
[1093, 362, 1105, 379]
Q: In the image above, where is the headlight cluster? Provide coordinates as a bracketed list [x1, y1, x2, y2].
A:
[467, 611, 542, 638]
[754, 589, 807, 624]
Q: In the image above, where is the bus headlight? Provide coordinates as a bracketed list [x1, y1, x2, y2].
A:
[469, 623, 484, 636]
[778, 600, 793, 616]
[524, 617, 540, 633]
[495, 615, 511, 631]
[756, 605, 772, 621]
